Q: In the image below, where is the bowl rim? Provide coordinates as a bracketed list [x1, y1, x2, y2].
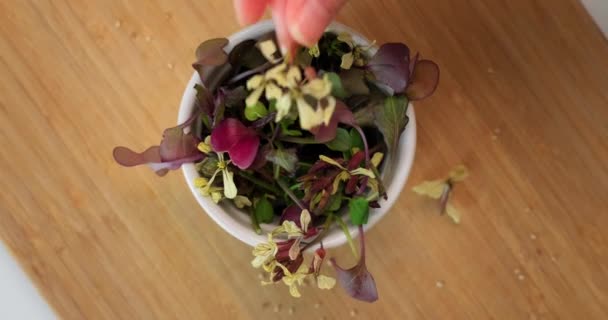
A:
[178, 20, 417, 248]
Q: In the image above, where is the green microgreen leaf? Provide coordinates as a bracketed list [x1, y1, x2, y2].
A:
[327, 193, 343, 212]
[376, 95, 409, 156]
[244, 101, 268, 121]
[266, 148, 298, 173]
[254, 196, 274, 224]
[326, 128, 351, 151]
[340, 69, 370, 96]
[349, 197, 370, 225]
[326, 72, 348, 99]
[349, 128, 364, 151]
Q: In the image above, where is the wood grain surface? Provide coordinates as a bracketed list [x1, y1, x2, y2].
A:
[1, 0, 608, 319]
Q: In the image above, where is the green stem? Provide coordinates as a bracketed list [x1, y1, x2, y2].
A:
[302, 213, 335, 251]
[237, 171, 281, 195]
[279, 136, 321, 144]
[298, 162, 313, 169]
[249, 207, 262, 235]
[335, 215, 359, 259]
[276, 179, 305, 210]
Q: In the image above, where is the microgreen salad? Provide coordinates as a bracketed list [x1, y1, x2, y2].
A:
[113, 31, 439, 302]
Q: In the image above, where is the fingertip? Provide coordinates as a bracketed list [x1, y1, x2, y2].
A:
[288, 0, 346, 46]
[234, 0, 268, 26]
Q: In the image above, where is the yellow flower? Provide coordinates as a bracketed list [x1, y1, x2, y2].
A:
[197, 136, 212, 154]
[272, 220, 303, 238]
[233, 195, 252, 209]
[340, 52, 354, 69]
[316, 275, 336, 290]
[371, 152, 384, 168]
[319, 155, 375, 179]
[277, 263, 309, 298]
[337, 32, 372, 69]
[256, 39, 281, 63]
[251, 234, 278, 268]
[201, 152, 237, 200]
[194, 177, 209, 188]
[296, 74, 336, 130]
[308, 43, 320, 58]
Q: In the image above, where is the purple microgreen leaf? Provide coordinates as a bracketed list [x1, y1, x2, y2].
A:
[248, 143, 271, 170]
[340, 69, 370, 96]
[374, 96, 409, 157]
[347, 151, 365, 170]
[229, 135, 260, 169]
[405, 60, 440, 101]
[222, 86, 248, 108]
[266, 148, 298, 173]
[330, 226, 378, 303]
[195, 38, 229, 66]
[310, 101, 355, 143]
[210, 118, 256, 152]
[194, 84, 214, 117]
[280, 204, 303, 226]
[211, 118, 260, 169]
[367, 43, 410, 93]
[159, 126, 200, 162]
[113, 146, 161, 167]
[228, 39, 267, 69]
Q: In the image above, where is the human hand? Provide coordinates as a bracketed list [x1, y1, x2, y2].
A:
[233, 0, 347, 54]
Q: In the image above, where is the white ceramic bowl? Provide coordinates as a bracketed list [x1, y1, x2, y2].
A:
[178, 20, 416, 248]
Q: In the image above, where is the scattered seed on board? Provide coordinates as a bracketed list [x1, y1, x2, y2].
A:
[273, 304, 281, 313]
[530, 233, 537, 240]
[145, 35, 152, 42]
[261, 301, 271, 309]
[514, 268, 521, 275]
[350, 309, 358, 317]
[494, 128, 501, 134]
[518, 274, 526, 281]
[524, 207, 531, 213]
[436, 280, 445, 288]
[114, 20, 122, 29]
[314, 302, 321, 309]
[487, 67, 495, 73]
[491, 134, 498, 141]
[288, 306, 295, 315]
[167, 63, 174, 70]
[257, 273, 264, 280]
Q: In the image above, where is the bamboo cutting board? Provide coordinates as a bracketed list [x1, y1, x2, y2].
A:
[1, 0, 608, 319]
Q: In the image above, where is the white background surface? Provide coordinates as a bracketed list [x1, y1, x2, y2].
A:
[0, 2, 605, 319]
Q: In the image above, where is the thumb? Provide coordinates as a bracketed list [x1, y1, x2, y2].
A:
[286, 0, 347, 47]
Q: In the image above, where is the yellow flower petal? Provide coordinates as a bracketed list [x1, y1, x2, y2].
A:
[266, 63, 288, 85]
[197, 139, 212, 154]
[317, 275, 336, 290]
[194, 177, 209, 188]
[449, 165, 469, 182]
[234, 195, 252, 209]
[337, 33, 354, 48]
[350, 167, 375, 178]
[252, 234, 278, 268]
[265, 82, 283, 101]
[302, 78, 331, 99]
[281, 221, 303, 238]
[274, 93, 292, 122]
[371, 152, 384, 168]
[321, 96, 336, 126]
[319, 155, 346, 170]
[286, 66, 302, 88]
[332, 171, 350, 194]
[412, 179, 446, 199]
[446, 203, 461, 224]
[340, 52, 354, 69]
[288, 284, 301, 298]
[246, 74, 265, 90]
[299, 209, 311, 233]
[222, 169, 237, 199]
[296, 97, 323, 130]
[211, 191, 223, 203]
[257, 39, 279, 63]
[245, 85, 264, 107]
[288, 237, 302, 261]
